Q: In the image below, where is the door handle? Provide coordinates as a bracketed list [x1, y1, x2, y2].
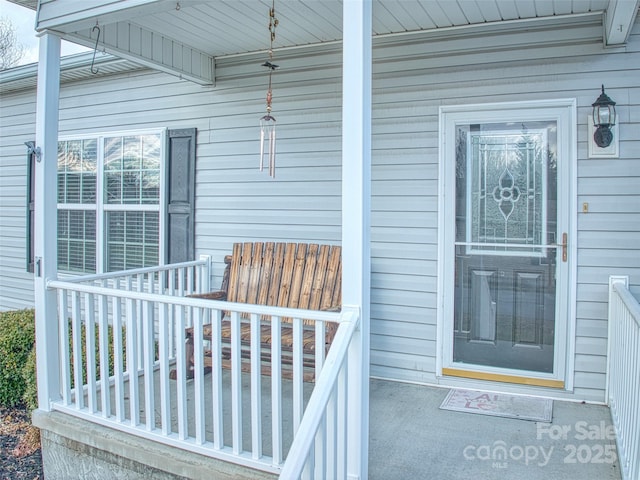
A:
[551, 233, 567, 262]
[560, 233, 567, 262]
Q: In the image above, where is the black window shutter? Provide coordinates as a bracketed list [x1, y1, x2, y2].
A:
[25, 141, 36, 273]
[166, 128, 196, 264]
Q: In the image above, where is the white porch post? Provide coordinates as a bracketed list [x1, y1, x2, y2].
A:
[342, 1, 371, 478]
[34, 33, 61, 411]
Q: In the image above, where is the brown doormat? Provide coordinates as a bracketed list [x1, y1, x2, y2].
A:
[439, 389, 553, 422]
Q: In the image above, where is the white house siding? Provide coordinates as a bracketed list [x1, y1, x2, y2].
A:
[367, 16, 640, 402]
[0, 15, 638, 402]
[0, 89, 36, 310]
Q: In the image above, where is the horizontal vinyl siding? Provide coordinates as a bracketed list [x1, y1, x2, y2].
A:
[571, 20, 640, 400]
[0, 89, 35, 311]
[0, 15, 638, 403]
[194, 49, 343, 282]
[367, 16, 640, 402]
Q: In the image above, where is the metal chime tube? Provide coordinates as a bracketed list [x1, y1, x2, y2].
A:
[260, 127, 265, 171]
[260, 115, 276, 176]
[269, 123, 276, 177]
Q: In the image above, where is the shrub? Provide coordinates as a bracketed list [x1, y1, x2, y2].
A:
[68, 321, 126, 388]
[1, 307, 145, 411]
[0, 309, 35, 408]
[22, 347, 38, 412]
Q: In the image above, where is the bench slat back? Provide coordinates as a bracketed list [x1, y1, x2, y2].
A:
[225, 242, 342, 311]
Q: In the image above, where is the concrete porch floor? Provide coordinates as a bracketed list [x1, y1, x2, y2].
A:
[36, 372, 621, 479]
[369, 378, 620, 480]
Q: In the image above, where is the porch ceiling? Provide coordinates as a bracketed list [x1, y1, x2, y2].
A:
[15, 0, 640, 84]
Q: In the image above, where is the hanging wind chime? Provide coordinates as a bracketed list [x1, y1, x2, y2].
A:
[259, 0, 279, 177]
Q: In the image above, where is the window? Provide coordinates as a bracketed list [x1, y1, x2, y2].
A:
[57, 133, 161, 273]
[57, 131, 171, 273]
[103, 134, 162, 271]
[26, 129, 195, 275]
[460, 125, 550, 257]
[57, 138, 98, 272]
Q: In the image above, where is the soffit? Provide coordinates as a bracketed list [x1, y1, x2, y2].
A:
[36, 0, 618, 56]
[8, 1, 639, 84]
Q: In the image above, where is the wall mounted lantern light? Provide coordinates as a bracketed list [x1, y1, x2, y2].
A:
[591, 85, 617, 148]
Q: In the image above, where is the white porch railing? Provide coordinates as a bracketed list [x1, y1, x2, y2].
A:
[607, 276, 640, 480]
[44, 261, 360, 476]
[280, 308, 360, 479]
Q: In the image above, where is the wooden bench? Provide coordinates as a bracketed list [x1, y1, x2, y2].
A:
[183, 242, 342, 380]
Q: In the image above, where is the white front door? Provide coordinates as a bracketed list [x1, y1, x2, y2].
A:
[439, 100, 576, 387]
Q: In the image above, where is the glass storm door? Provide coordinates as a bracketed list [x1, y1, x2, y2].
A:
[452, 121, 561, 375]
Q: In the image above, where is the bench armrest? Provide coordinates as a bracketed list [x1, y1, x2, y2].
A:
[321, 306, 341, 313]
[187, 290, 227, 301]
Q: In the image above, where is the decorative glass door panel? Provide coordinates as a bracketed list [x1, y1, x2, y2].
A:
[453, 122, 558, 373]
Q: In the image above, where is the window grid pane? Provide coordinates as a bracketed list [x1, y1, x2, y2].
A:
[104, 134, 161, 205]
[106, 211, 159, 272]
[57, 209, 97, 273]
[57, 139, 97, 204]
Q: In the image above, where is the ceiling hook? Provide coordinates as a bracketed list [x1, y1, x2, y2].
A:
[91, 24, 101, 74]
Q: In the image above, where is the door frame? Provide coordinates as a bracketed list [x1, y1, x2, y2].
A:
[436, 99, 577, 390]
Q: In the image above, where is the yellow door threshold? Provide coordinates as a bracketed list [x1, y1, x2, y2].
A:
[442, 367, 565, 389]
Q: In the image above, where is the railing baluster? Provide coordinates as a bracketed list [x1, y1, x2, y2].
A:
[136, 273, 144, 368]
[231, 311, 243, 455]
[143, 300, 155, 431]
[158, 302, 171, 436]
[98, 287, 111, 419]
[175, 305, 188, 440]
[313, 413, 326, 479]
[293, 317, 303, 433]
[250, 313, 262, 459]
[147, 271, 154, 294]
[336, 358, 348, 480]
[112, 292, 125, 422]
[187, 265, 195, 293]
[211, 308, 224, 450]
[126, 297, 139, 426]
[314, 321, 327, 478]
[193, 307, 205, 444]
[165, 270, 175, 357]
[325, 388, 338, 480]
[84, 292, 97, 413]
[58, 289, 71, 405]
[315, 321, 326, 375]
[302, 443, 314, 480]
[271, 316, 283, 466]
[178, 268, 185, 297]
[71, 291, 83, 410]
